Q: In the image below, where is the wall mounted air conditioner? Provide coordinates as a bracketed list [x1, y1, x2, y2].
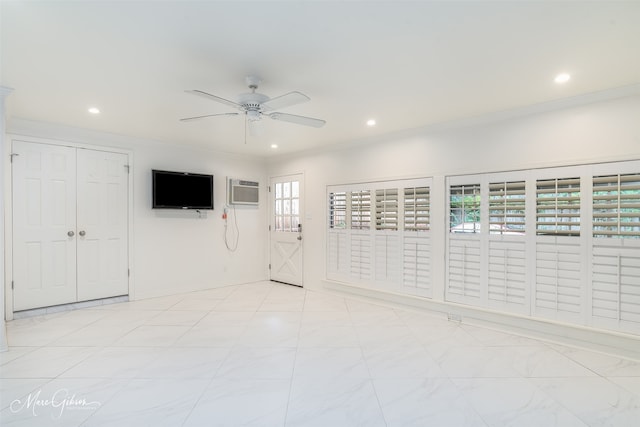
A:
[228, 178, 259, 206]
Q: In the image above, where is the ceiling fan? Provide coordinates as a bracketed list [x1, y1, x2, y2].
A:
[180, 76, 326, 131]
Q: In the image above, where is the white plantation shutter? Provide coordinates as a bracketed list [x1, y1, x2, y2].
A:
[351, 190, 371, 230]
[328, 162, 640, 337]
[374, 234, 401, 285]
[374, 189, 401, 286]
[404, 187, 430, 231]
[402, 186, 431, 296]
[447, 181, 482, 304]
[448, 237, 482, 301]
[592, 243, 640, 331]
[327, 191, 348, 281]
[327, 179, 432, 295]
[592, 172, 640, 333]
[489, 181, 526, 234]
[534, 176, 583, 321]
[376, 189, 399, 231]
[350, 190, 373, 282]
[536, 178, 581, 236]
[327, 230, 348, 280]
[593, 174, 640, 238]
[488, 239, 527, 311]
[329, 191, 347, 230]
[402, 233, 431, 296]
[535, 237, 583, 318]
[487, 180, 527, 313]
[351, 230, 372, 281]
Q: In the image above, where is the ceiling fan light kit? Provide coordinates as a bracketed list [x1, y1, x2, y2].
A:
[181, 75, 326, 131]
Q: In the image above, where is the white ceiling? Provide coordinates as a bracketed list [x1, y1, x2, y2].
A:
[2, 1, 640, 157]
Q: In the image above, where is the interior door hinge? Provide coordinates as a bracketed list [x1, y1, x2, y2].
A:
[11, 281, 14, 290]
[128, 269, 130, 277]
[269, 225, 271, 231]
[268, 186, 271, 192]
[124, 165, 130, 174]
[268, 264, 271, 270]
[10, 153, 19, 163]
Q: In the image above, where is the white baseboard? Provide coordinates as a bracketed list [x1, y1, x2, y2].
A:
[323, 279, 640, 362]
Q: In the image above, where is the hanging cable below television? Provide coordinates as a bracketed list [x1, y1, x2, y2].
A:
[223, 205, 239, 252]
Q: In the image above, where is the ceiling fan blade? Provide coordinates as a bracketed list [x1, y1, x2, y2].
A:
[261, 91, 310, 111]
[179, 112, 239, 122]
[185, 89, 242, 109]
[268, 112, 326, 128]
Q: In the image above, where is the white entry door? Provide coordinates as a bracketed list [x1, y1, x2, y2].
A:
[270, 174, 304, 286]
[12, 141, 78, 311]
[76, 149, 129, 301]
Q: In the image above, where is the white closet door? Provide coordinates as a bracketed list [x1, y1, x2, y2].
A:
[76, 149, 129, 301]
[12, 141, 78, 311]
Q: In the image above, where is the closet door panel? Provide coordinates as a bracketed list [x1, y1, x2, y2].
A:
[76, 149, 129, 301]
[12, 141, 77, 311]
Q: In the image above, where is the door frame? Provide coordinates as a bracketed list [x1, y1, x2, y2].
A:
[4, 135, 135, 320]
[269, 172, 305, 287]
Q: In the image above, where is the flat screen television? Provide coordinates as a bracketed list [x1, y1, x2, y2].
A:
[152, 169, 214, 210]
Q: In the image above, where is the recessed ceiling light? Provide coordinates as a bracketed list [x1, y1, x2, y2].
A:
[88, 107, 100, 114]
[366, 119, 376, 126]
[270, 144, 278, 149]
[554, 73, 571, 84]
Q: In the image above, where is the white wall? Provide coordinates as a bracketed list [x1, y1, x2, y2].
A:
[132, 140, 268, 299]
[267, 92, 640, 292]
[5, 119, 268, 306]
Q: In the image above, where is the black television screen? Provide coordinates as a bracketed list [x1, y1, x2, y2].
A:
[152, 169, 214, 210]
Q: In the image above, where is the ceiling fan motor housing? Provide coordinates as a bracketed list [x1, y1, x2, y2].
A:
[237, 92, 269, 117]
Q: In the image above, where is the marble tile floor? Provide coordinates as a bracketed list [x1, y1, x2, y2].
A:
[1, 281, 639, 426]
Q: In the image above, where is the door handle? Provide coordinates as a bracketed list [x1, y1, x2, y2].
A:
[79, 230, 86, 237]
[67, 231, 75, 237]
[297, 223, 302, 240]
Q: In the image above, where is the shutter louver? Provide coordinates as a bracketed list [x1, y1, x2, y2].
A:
[376, 189, 399, 231]
[489, 181, 526, 234]
[592, 244, 640, 327]
[351, 231, 372, 281]
[351, 190, 371, 230]
[536, 178, 580, 236]
[488, 240, 527, 310]
[327, 231, 348, 280]
[404, 187, 430, 231]
[448, 239, 482, 300]
[593, 174, 640, 238]
[535, 239, 582, 316]
[403, 234, 431, 296]
[375, 234, 401, 283]
[329, 191, 347, 229]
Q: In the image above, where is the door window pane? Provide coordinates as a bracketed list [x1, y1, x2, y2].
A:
[273, 180, 300, 233]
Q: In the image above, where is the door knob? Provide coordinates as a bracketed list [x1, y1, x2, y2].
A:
[79, 230, 86, 237]
[67, 231, 75, 237]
